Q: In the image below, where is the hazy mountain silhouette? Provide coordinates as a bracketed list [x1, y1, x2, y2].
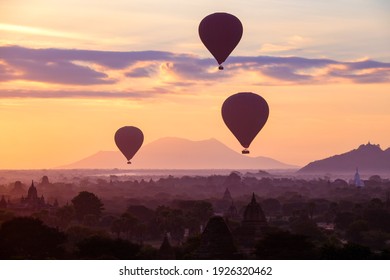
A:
[59, 137, 297, 169]
[298, 142, 390, 174]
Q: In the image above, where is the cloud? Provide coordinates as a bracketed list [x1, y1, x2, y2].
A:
[0, 62, 18, 81]
[8, 58, 115, 85]
[0, 89, 160, 99]
[228, 56, 390, 84]
[259, 36, 311, 53]
[126, 67, 155, 78]
[0, 45, 389, 98]
[0, 45, 185, 69]
[0, 23, 83, 40]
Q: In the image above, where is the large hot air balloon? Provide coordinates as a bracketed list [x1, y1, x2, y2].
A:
[199, 12, 243, 70]
[114, 126, 144, 164]
[221, 92, 269, 154]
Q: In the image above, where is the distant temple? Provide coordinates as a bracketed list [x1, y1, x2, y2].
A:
[224, 201, 240, 220]
[195, 216, 238, 259]
[234, 193, 268, 248]
[220, 188, 240, 219]
[222, 188, 232, 201]
[354, 168, 365, 187]
[197, 193, 269, 257]
[20, 181, 46, 209]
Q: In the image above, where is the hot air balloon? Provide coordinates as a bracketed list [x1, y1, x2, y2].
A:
[221, 92, 269, 154]
[114, 126, 144, 164]
[199, 12, 243, 70]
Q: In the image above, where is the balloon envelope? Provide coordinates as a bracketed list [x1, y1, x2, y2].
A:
[114, 126, 144, 163]
[199, 12, 243, 69]
[221, 92, 269, 152]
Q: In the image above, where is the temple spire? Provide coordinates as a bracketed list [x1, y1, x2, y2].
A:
[251, 193, 256, 204]
[354, 168, 364, 187]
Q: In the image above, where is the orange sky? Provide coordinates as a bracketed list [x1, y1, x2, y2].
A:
[0, 1, 389, 169]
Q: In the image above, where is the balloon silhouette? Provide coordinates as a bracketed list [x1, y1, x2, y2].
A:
[221, 92, 269, 154]
[114, 126, 144, 164]
[199, 12, 243, 70]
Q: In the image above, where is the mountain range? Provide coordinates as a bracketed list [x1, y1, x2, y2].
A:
[59, 137, 297, 170]
[298, 142, 390, 174]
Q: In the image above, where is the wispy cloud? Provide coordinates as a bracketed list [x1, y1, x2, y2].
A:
[0, 45, 389, 98]
[259, 36, 311, 53]
[0, 89, 161, 99]
[0, 61, 18, 81]
[0, 23, 84, 39]
[8, 58, 115, 85]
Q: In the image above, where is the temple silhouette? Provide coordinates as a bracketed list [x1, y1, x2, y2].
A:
[0, 180, 58, 214]
[194, 192, 268, 259]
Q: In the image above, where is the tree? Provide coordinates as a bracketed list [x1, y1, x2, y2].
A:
[71, 191, 104, 221]
[0, 217, 66, 259]
[261, 198, 281, 216]
[173, 200, 214, 235]
[289, 215, 323, 240]
[55, 204, 75, 229]
[320, 240, 374, 260]
[155, 206, 185, 243]
[77, 235, 140, 259]
[126, 205, 155, 222]
[66, 225, 107, 244]
[255, 230, 318, 260]
[334, 211, 355, 230]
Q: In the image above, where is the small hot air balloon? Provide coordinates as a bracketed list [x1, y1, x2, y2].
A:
[114, 126, 144, 164]
[199, 12, 243, 70]
[221, 92, 269, 154]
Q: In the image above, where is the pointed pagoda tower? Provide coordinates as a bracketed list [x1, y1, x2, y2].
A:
[242, 193, 268, 229]
[158, 234, 175, 260]
[354, 168, 364, 187]
[223, 188, 232, 201]
[234, 193, 268, 248]
[20, 180, 46, 209]
[27, 180, 38, 200]
[195, 216, 238, 259]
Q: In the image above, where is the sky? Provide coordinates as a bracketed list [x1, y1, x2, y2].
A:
[0, 0, 389, 169]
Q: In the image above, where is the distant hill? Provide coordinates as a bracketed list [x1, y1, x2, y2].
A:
[298, 143, 390, 174]
[59, 137, 297, 170]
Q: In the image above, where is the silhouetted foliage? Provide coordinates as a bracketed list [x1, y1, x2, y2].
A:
[289, 213, 324, 241]
[321, 243, 373, 260]
[126, 205, 155, 222]
[334, 211, 355, 230]
[66, 225, 108, 244]
[0, 210, 15, 224]
[255, 230, 318, 259]
[155, 206, 185, 242]
[173, 200, 214, 235]
[176, 235, 201, 259]
[55, 204, 75, 229]
[71, 191, 104, 221]
[363, 208, 390, 231]
[261, 198, 281, 215]
[137, 244, 159, 260]
[77, 236, 140, 259]
[2, 170, 390, 260]
[0, 217, 66, 259]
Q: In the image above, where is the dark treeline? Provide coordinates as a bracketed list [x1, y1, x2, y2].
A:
[0, 172, 389, 259]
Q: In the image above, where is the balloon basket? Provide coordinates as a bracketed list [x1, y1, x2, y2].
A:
[127, 161, 132, 164]
[218, 65, 224, 70]
[242, 149, 250, 154]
